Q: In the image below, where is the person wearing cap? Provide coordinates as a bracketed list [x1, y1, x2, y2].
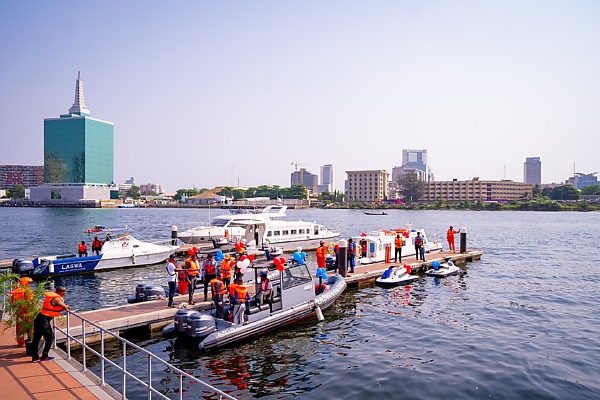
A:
[184, 250, 200, 305]
[255, 271, 272, 307]
[165, 254, 178, 308]
[220, 254, 233, 292]
[9, 277, 34, 346]
[316, 240, 328, 270]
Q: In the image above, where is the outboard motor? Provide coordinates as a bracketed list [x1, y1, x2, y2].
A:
[326, 255, 337, 271]
[186, 313, 217, 339]
[12, 259, 34, 274]
[174, 309, 199, 335]
[142, 285, 165, 301]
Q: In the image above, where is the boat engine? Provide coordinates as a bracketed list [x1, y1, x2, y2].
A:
[173, 309, 199, 334]
[186, 313, 217, 339]
[12, 259, 34, 274]
[128, 283, 166, 303]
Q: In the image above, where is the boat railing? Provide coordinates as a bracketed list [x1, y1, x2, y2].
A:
[53, 310, 236, 400]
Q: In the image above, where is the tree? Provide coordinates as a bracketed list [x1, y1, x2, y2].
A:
[126, 186, 141, 200]
[174, 188, 200, 201]
[532, 184, 542, 197]
[220, 187, 233, 197]
[581, 185, 600, 196]
[289, 185, 308, 200]
[8, 184, 25, 199]
[397, 172, 424, 204]
[549, 185, 579, 201]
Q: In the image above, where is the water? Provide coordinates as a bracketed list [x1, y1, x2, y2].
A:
[2, 207, 600, 399]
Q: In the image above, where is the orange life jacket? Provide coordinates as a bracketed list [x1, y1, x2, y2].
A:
[185, 258, 200, 276]
[210, 278, 227, 296]
[40, 292, 64, 317]
[228, 282, 238, 298]
[395, 237, 403, 248]
[447, 229, 456, 241]
[234, 285, 248, 302]
[316, 245, 327, 258]
[78, 243, 87, 252]
[203, 260, 216, 276]
[9, 287, 33, 303]
[92, 239, 102, 250]
[221, 260, 232, 279]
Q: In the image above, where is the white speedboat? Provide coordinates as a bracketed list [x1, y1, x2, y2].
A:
[375, 265, 417, 287]
[425, 260, 460, 277]
[351, 225, 442, 265]
[163, 260, 347, 350]
[29, 229, 178, 277]
[177, 205, 287, 244]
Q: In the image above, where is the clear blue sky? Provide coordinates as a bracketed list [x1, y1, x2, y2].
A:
[1, 1, 598, 192]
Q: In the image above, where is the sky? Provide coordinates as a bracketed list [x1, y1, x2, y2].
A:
[1, 1, 599, 192]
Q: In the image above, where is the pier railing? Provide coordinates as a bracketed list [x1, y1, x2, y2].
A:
[53, 310, 236, 400]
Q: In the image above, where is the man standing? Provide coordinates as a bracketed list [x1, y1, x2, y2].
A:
[414, 232, 425, 262]
[447, 226, 459, 253]
[165, 254, 178, 308]
[31, 286, 70, 362]
[9, 277, 34, 346]
[394, 234, 404, 263]
[184, 251, 200, 305]
[220, 254, 233, 292]
[202, 255, 216, 302]
[347, 238, 356, 273]
[210, 273, 227, 319]
[316, 240, 327, 270]
[232, 282, 250, 325]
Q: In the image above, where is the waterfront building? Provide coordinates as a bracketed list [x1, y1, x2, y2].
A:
[140, 183, 163, 194]
[524, 157, 541, 185]
[0, 165, 43, 189]
[346, 170, 389, 203]
[319, 164, 334, 193]
[30, 73, 115, 203]
[421, 178, 532, 203]
[566, 172, 598, 190]
[291, 168, 318, 194]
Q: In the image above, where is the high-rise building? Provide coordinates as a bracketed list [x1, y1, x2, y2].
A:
[291, 168, 318, 194]
[43, 72, 114, 185]
[319, 164, 334, 193]
[524, 157, 541, 185]
[346, 170, 389, 202]
[0, 165, 43, 189]
[402, 149, 428, 179]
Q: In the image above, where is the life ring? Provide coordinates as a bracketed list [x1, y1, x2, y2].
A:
[327, 243, 335, 255]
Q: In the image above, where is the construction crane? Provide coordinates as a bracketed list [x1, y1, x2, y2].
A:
[291, 161, 308, 172]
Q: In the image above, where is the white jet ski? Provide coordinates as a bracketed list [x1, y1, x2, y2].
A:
[375, 265, 417, 287]
[425, 260, 460, 277]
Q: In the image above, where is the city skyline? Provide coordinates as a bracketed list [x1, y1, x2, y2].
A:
[1, 2, 598, 192]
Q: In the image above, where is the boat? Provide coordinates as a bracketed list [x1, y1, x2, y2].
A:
[25, 228, 179, 277]
[424, 260, 460, 277]
[375, 265, 417, 287]
[118, 203, 136, 208]
[363, 211, 387, 215]
[163, 260, 347, 350]
[351, 224, 442, 265]
[232, 218, 341, 253]
[177, 205, 287, 245]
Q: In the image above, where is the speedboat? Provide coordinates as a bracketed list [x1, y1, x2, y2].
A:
[28, 228, 179, 277]
[424, 260, 460, 277]
[351, 224, 442, 265]
[162, 260, 347, 350]
[375, 265, 417, 287]
[177, 205, 287, 244]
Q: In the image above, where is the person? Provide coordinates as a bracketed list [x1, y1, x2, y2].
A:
[347, 238, 356, 273]
[361, 242, 367, 258]
[220, 254, 233, 292]
[255, 271, 272, 307]
[165, 254, 178, 308]
[8, 277, 34, 346]
[394, 234, 404, 263]
[414, 232, 425, 261]
[316, 240, 327, 270]
[447, 226, 459, 253]
[177, 259, 189, 299]
[232, 281, 251, 325]
[78, 241, 88, 257]
[31, 286, 70, 362]
[184, 250, 200, 305]
[334, 243, 340, 272]
[91, 236, 103, 256]
[210, 273, 227, 319]
[202, 255, 217, 301]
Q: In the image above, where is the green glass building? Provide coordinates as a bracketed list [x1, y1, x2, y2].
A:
[44, 73, 114, 185]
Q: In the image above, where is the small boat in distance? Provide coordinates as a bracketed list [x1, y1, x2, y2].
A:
[364, 211, 387, 215]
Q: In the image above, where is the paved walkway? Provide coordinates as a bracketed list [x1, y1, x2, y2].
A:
[0, 321, 118, 399]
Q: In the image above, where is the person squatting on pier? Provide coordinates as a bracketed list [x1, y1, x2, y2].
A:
[447, 226, 459, 253]
[202, 255, 216, 302]
[184, 251, 200, 305]
[31, 286, 70, 362]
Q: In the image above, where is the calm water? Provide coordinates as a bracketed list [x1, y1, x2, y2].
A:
[1, 207, 600, 399]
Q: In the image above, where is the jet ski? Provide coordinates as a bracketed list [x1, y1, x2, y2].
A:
[375, 265, 417, 287]
[425, 260, 460, 277]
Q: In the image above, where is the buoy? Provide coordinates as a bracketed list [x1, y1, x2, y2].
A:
[315, 306, 324, 322]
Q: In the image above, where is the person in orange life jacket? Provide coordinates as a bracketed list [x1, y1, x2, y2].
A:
[228, 278, 241, 304]
[31, 286, 70, 362]
[394, 234, 404, 262]
[347, 238, 356, 273]
[9, 277, 34, 346]
[232, 282, 251, 325]
[255, 271, 272, 306]
[184, 251, 200, 305]
[334, 243, 340, 272]
[316, 240, 327, 270]
[78, 241, 88, 257]
[165, 254, 179, 308]
[361, 242, 367, 258]
[447, 226, 459, 253]
[220, 254, 234, 292]
[210, 273, 227, 319]
[202, 255, 217, 302]
[91, 236, 103, 256]
[414, 232, 425, 262]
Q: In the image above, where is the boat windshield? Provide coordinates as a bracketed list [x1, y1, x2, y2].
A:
[281, 264, 313, 290]
[209, 218, 230, 227]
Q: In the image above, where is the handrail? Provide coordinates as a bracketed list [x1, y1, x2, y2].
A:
[53, 310, 236, 400]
